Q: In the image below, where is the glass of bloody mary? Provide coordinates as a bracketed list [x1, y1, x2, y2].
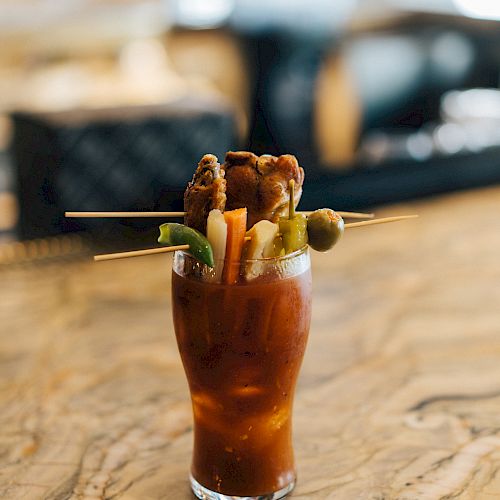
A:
[172, 246, 312, 499]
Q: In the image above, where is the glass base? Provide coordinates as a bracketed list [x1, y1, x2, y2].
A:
[190, 474, 295, 500]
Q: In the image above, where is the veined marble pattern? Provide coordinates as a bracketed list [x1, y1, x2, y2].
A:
[1, 187, 500, 499]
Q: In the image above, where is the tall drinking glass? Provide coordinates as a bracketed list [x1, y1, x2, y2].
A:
[172, 247, 312, 499]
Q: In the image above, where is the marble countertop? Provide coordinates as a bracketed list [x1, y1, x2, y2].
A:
[1, 187, 500, 499]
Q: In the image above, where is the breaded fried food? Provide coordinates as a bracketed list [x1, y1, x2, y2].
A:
[184, 154, 226, 234]
[224, 151, 304, 228]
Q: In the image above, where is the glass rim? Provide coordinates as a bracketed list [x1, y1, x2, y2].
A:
[176, 245, 309, 265]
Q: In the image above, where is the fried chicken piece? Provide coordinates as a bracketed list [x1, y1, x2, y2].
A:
[224, 151, 304, 228]
[184, 154, 226, 234]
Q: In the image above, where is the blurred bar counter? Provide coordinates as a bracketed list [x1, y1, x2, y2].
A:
[1, 185, 500, 498]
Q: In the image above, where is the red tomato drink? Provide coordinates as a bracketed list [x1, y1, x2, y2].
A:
[172, 248, 312, 498]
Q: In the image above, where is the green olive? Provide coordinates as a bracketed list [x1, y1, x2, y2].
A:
[307, 209, 344, 252]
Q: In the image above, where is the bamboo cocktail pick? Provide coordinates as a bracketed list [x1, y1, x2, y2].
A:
[344, 214, 418, 228]
[93, 215, 418, 262]
[93, 244, 190, 262]
[65, 210, 374, 219]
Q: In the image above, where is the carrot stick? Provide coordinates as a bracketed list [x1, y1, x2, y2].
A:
[222, 208, 247, 284]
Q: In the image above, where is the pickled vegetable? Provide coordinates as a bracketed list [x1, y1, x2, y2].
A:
[246, 220, 279, 260]
[278, 179, 308, 254]
[222, 208, 247, 284]
[245, 220, 279, 280]
[307, 209, 344, 252]
[158, 223, 214, 267]
[279, 214, 308, 254]
[207, 209, 227, 281]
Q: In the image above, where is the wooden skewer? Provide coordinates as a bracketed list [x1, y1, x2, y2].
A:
[66, 210, 374, 219]
[94, 236, 253, 262]
[93, 216, 417, 262]
[94, 245, 189, 262]
[302, 211, 374, 219]
[344, 215, 418, 228]
[66, 211, 186, 218]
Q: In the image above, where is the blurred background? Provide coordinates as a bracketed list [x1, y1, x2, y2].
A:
[2, 0, 500, 257]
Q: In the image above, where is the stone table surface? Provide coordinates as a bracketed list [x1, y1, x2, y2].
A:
[1, 187, 500, 500]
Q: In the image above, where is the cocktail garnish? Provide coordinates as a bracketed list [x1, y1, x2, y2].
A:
[222, 208, 247, 284]
[71, 151, 418, 264]
[91, 215, 418, 263]
[307, 209, 344, 252]
[158, 223, 214, 267]
[224, 152, 304, 229]
[245, 220, 279, 260]
[278, 179, 308, 254]
[206, 209, 227, 281]
[184, 154, 226, 234]
[65, 210, 374, 219]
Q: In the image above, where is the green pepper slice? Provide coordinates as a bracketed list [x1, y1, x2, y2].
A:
[278, 179, 308, 254]
[279, 213, 308, 254]
[158, 223, 214, 267]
